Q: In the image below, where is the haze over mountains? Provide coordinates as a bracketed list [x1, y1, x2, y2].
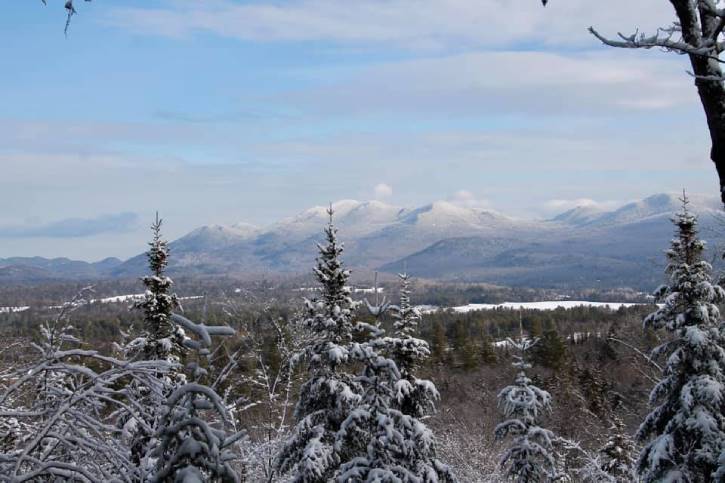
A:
[2, 193, 723, 289]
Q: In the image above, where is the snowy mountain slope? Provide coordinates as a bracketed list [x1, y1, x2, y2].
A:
[6, 193, 723, 289]
[382, 201, 722, 288]
[553, 193, 720, 228]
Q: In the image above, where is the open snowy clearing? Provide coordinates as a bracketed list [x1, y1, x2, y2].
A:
[0, 294, 204, 314]
[419, 300, 646, 314]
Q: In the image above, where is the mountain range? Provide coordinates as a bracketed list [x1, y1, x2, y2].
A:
[2, 193, 723, 289]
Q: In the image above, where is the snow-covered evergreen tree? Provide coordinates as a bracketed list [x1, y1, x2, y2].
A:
[336, 340, 456, 482]
[598, 417, 636, 482]
[495, 335, 557, 482]
[637, 195, 725, 482]
[135, 213, 184, 366]
[276, 207, 362, 482]
[149, 313, 243, 483]
[388, 272, 438, 418]
[124, 214, 186, 469]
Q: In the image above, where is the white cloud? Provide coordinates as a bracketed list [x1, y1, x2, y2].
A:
[281, 51, 695, 117]
[447, 190, 490, 209]
[106, 0, 675, 51]
[373, 183, 393, 200]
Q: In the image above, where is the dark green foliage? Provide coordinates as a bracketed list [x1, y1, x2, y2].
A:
[531, 329, 567, 371]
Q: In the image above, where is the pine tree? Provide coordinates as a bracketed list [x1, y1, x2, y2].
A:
[135, 213, 184, 365]
[495, 332, 558, 482]
[276, 207, 361, 482]
[637, 195, 725, 482]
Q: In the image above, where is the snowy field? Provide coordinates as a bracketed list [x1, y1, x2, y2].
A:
[0, 294, 203, 314]
[0, 306, 30, 314]
[419, 300, 644, 314]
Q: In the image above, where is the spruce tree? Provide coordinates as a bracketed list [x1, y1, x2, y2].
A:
[276, 207, 361, 482]
[124, 214, 186, 469]
[135, 213, 184, 365]
[495, 333, 558, 482]
[335, 341, 456, 482]
[597, 417, 636, 482]
[637, 195, 725, 482]
[149, 314, 244, 483]
[388, 272, 438, 418]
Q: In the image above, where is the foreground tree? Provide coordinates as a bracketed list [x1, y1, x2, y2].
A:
[276, 208, 361, 482]
[495, 333, 558, 482]
[0, 289, 170, 481]
[149, 314, 243, 483]
[388, 272, 438, 418]
[134, 213, 184, 366]
[123, 214, 185, 469]
[582, 1, 725, 204]
[336, 340, 456, 482]
[637, 195, 725, 482]
[223, 294, 309, 482]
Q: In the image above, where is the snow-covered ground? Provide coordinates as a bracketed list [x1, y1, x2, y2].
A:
[295, 286, 384, 294]
[1, 294, 204, 313]
[0, 306, 30, 314]
[418, 300, 644, 314]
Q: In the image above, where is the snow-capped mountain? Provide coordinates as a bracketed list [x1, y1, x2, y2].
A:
[552, 193, 720, 228]
[5, 193, 723, 289]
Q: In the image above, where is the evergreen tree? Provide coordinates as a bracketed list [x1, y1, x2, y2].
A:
[149, 314, 243, 483]
[135, 213, 184, 365]
[276, 207, 361, 482]
[531, 329, 567, 371]
[388, 272, 438, 418]
[597, 417, 636, 482]
[495, 334, 558, 482]
[480, 334, 498, 365]
[335, 341, 456, 483]
[637, 196, 725, 482]
[124, 214, 186, 469]
[430, 320, 449, 365]
[453, 320, 479, 370]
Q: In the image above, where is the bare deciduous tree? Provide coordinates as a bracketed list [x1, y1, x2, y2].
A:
[545, 0, 725, 204]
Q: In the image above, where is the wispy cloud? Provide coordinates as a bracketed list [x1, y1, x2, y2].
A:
[0, 213, 139, 238]
[104, 0, 674, 51]
[280, 51, 694, 118]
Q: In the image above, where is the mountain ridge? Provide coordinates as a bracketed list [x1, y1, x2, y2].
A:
[1, 193, 720, 289]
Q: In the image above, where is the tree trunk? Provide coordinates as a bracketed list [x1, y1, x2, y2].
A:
[689, 56, 725, 205]
[671, 0, 725, 204]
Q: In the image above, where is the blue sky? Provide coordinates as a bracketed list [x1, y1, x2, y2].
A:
[0, 0, 716, 260]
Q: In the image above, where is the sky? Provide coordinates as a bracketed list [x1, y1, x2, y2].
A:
[0, 0, 717, 260]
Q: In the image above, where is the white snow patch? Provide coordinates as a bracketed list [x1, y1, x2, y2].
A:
[0, 306, 30, 314]
[419, 300, 645, 314]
